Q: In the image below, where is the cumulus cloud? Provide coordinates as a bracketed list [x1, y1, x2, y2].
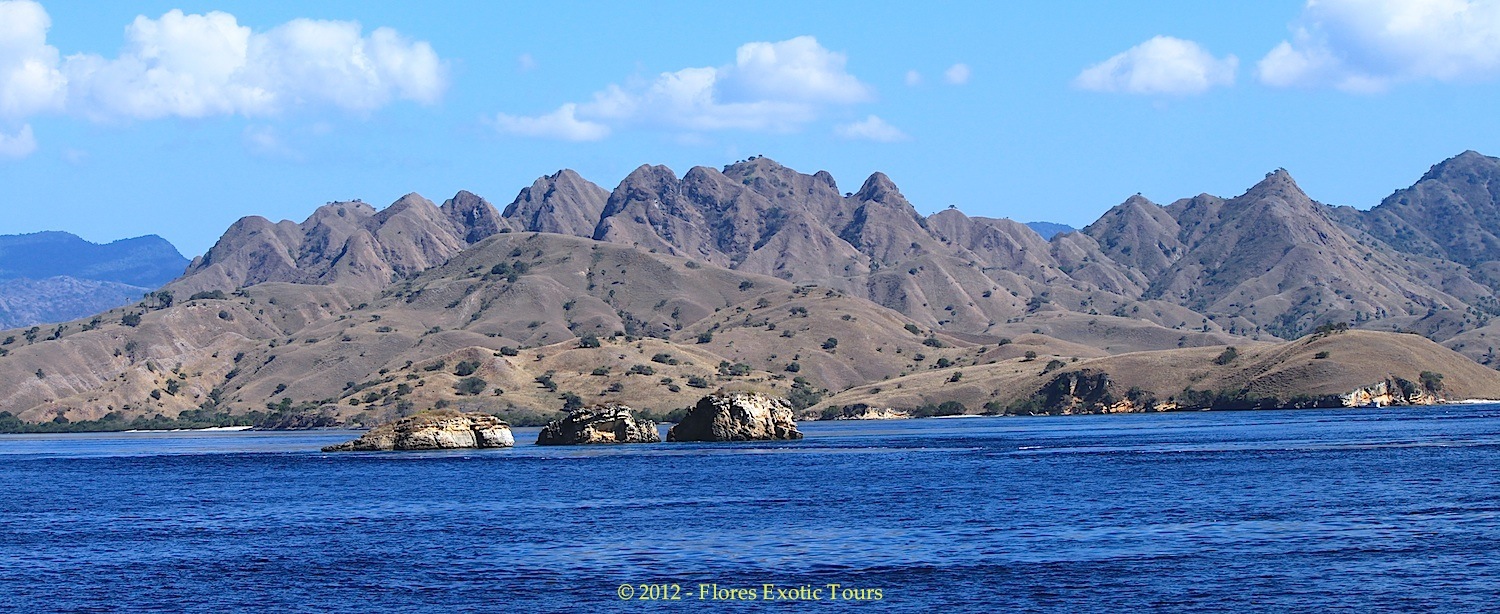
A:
[64, 10, 446, 120]
[492, 36, 872, 139]
[718, 37, 871, 104]
[904, 70, 922, 86]
[0, 0, 66, 119]
[834, 115, 908, 142]
[944, 63, 971, 85]
[1258, 0, 1500, 92]
[490, 103, 609, 141]
[1074, 36, 1238, 95]
[0, 2, 447, 158]
[0, 1, 445, 128]
[0, 123, 36, 158]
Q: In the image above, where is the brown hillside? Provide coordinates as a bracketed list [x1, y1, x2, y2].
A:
[814, 330, 1500, 417]
[11, 152, 1500, 429]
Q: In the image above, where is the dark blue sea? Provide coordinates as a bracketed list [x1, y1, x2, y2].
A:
[4, 406, 1500, 612]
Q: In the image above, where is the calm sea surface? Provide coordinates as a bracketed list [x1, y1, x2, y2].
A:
[3, 406, 1500, 612]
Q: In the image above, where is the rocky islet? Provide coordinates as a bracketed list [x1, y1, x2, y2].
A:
[326, 393, 804, 451]
[322, 409, 515, 451]
[667, 392, 804, 442]
[535, 403, 661, 445]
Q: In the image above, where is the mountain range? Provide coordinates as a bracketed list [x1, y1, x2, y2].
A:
[0, 232, 188, 329]
[3, 151, 1500, 428]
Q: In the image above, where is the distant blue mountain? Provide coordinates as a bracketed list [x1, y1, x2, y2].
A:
[1025, 222, 1075, 240]
[0, 232, 189, 329]
[0, 231, 188, 288]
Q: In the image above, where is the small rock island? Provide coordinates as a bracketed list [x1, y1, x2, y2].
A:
[667, 391, 804, 442]
[322, 393, 802, 452]
[536, 403, 661, 445]
[322, 409, 514, 452]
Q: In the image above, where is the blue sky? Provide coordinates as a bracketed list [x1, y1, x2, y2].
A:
[2, 0, 1500, 256]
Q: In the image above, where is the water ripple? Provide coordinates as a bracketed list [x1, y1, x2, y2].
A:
[2, 405, 1500, 611]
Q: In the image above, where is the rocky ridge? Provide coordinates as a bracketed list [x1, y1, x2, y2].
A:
[7, 153, 1500, 428]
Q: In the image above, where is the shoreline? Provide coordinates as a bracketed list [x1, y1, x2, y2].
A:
[5, 400, 1499, 435]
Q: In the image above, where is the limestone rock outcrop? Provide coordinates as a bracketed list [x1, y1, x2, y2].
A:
[823, 403, 909, 420]
[1032, 369, 1137, 415]
[321, 409, 514, 451]
[535, 403, 661, 445]
[1340, 378, 1443, 407]
[667, 392, 803, 442]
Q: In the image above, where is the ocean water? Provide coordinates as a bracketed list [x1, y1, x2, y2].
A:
[3, 406, 1500, 612]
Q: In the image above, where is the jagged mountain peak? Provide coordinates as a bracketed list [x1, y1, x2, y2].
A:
[853, 172, 904, 204]
[623, 163, 679, 183]
[609, 165, 685, 208]
[1087, 194, 1173, 231]
[503, 169, 609, 238]
[1240, 168, 1309, 202]
[445, 189, 485, 206]
[32, 152, 1500, 430]
[168, 152, 1500, 349]
[550, 168, 588, 182]
[537, 168, 604, 194]
[723, 155, 787, 173]
[441, 190, 505, 244]
[393, 192, 432, 206]
[304, 200, 377, 221]
[1081, 194, 1183, 285]
[681, 164, 727, 183]
[179, 190, 503, 294]
[371, 192, 441, 227]
[1340, 149, 1500, 269]
[1421, 149, 1499, 182]
[812, 170, 838, 192]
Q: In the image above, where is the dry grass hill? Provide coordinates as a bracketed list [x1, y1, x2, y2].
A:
[6, 152, 1500, 430]
[813, 329, 1500, 418]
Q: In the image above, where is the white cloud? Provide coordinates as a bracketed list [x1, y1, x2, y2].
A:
[62, 10, 260, 120]
[0, 0, 66, 119]
[64, 11, 446, 120]
[905, 69, 922, 86]
[718, 36, 871, 104]
[1074, 36, 1237, 95]
[1258, 0, 1500, 92]
[834, 115, 908, 142]
[944, 63, 971, 85]
[518, 52, 537, 72]
[0, 123, 36, 158]
[492, 36, 873, 140]
[491, 103, 609, 141]
[0, 2, 447, 126]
